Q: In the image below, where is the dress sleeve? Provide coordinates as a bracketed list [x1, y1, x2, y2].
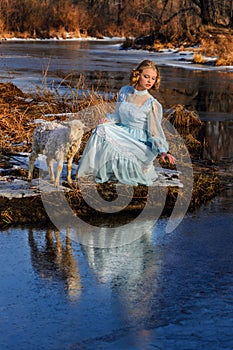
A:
[106, 86, 132, 123]
[148, 99, 169, 154]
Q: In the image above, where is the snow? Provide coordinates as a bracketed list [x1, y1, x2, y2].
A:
[1, 36, 124, 42]
[0, 177, 40, 199]
[0, 151, 182, 199]
[0, 153, 75, 199]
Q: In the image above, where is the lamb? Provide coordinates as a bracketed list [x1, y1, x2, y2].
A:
[28, 119, 86, 187]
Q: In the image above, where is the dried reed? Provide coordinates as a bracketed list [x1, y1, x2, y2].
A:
[192, 53, 206, 64]
[0, 75, 115, 155]
[164, 104, 203, 128]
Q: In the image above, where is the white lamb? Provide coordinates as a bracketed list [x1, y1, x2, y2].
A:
[28, 119, 86, 187]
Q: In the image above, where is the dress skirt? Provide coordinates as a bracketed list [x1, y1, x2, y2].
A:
[77, 122, 159, 186]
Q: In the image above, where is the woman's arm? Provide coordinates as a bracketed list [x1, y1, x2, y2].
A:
[148, 100, 175, 164]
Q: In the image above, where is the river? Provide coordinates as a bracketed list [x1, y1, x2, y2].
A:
[1, 38, 233, 160]
[0, 39, 233, 349]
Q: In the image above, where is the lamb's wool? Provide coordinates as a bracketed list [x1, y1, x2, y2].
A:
[28, 119, 85, 186]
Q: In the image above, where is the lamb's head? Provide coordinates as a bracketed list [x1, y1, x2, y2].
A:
[66, 120, 87, 142]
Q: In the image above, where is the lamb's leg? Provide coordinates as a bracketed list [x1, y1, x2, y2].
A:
[67, 157, 73, 185]
[47, 158, 55, 182]
[55, 158, 64, 187]
[28, 152, 37, 181]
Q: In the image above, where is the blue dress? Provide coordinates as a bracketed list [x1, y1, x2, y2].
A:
[77, 85, 169, 186]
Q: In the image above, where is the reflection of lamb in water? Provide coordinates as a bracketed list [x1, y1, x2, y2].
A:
[28, 119, 86, 187]
[28, 227, 81, 298]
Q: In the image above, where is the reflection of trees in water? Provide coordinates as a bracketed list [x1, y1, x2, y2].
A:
[174, 119, 232, 162]
[80, 224, 162, 326]
[28, 227, 81, 299]
[203, 121, 233, 161]
[195, 88, 233, 115]
[198, 72, 232, 118]
[160, 70, 233, 117]
[159, 69, 233, 163]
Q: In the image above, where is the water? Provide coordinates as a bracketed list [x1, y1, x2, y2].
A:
[0, 39, 233, 349]
[1, 39, 232, 161]
[1, 39, 233, 120]
[0, 192, 233, 350]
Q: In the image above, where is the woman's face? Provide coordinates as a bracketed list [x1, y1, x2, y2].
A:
[136, 68, 157, 90]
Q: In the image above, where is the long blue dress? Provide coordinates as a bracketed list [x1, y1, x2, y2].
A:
[77, 85, 169, 186]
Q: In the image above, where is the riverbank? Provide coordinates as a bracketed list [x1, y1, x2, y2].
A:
[122, 27, 233, 67]
[0, 82, 227, 227]
[1, 29, 233, 67]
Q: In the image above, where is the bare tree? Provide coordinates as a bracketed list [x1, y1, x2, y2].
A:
[0, 0, 232, 39]
[192, 0, 233, 26]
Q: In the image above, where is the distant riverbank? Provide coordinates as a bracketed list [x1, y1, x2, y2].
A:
[1, 30, 233, 67]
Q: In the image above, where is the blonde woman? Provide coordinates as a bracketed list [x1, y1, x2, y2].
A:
[77, 60, 175, 186]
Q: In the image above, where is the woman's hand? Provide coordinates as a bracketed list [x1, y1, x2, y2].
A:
[160, 152, 176, 165]
[99, 117, 110, 124]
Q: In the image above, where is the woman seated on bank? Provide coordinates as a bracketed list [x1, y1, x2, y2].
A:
[77, 59, 175, 186]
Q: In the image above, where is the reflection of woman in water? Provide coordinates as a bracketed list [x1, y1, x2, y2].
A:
[77, 60, 175, 186]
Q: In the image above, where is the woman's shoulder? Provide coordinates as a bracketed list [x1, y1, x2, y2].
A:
[119, 85, 134, 93]
[117, 85, 134, 101]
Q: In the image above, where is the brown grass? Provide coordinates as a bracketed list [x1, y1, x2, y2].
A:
[192, 53, 206, 64]
[0, 82, 69, 153]
[0, 209, 13, 225]
[198, 32, 233, 66]
[215, 54, 233, 66]
[190, 172, 222, 211]
[0, 80, 114, 155]
[164, 104, 203, 128]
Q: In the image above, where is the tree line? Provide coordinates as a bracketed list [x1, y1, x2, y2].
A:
[0, 0, 232, 42]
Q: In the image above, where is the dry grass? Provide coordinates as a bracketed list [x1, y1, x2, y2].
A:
[192, 53, 206, 64]
[0, 209, 13, 225]
[0, 82, 69, 153]
[183, 133, 202, 158]
[164, 104, 203, 128]
[163, 104, 204, 160]
[198, 32, 233, 66]
[190, 173, 222, 211]
[215, 54, 233, 66]
[130, 27, 233, 67]
[0, 80, 115, 155]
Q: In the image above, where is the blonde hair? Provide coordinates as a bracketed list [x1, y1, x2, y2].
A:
[130, 60, 160, 90]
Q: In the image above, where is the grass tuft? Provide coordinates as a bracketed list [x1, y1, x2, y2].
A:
[164, 104, 203, 128]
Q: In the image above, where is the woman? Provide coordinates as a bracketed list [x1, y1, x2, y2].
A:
[77, 60, 175, 186]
